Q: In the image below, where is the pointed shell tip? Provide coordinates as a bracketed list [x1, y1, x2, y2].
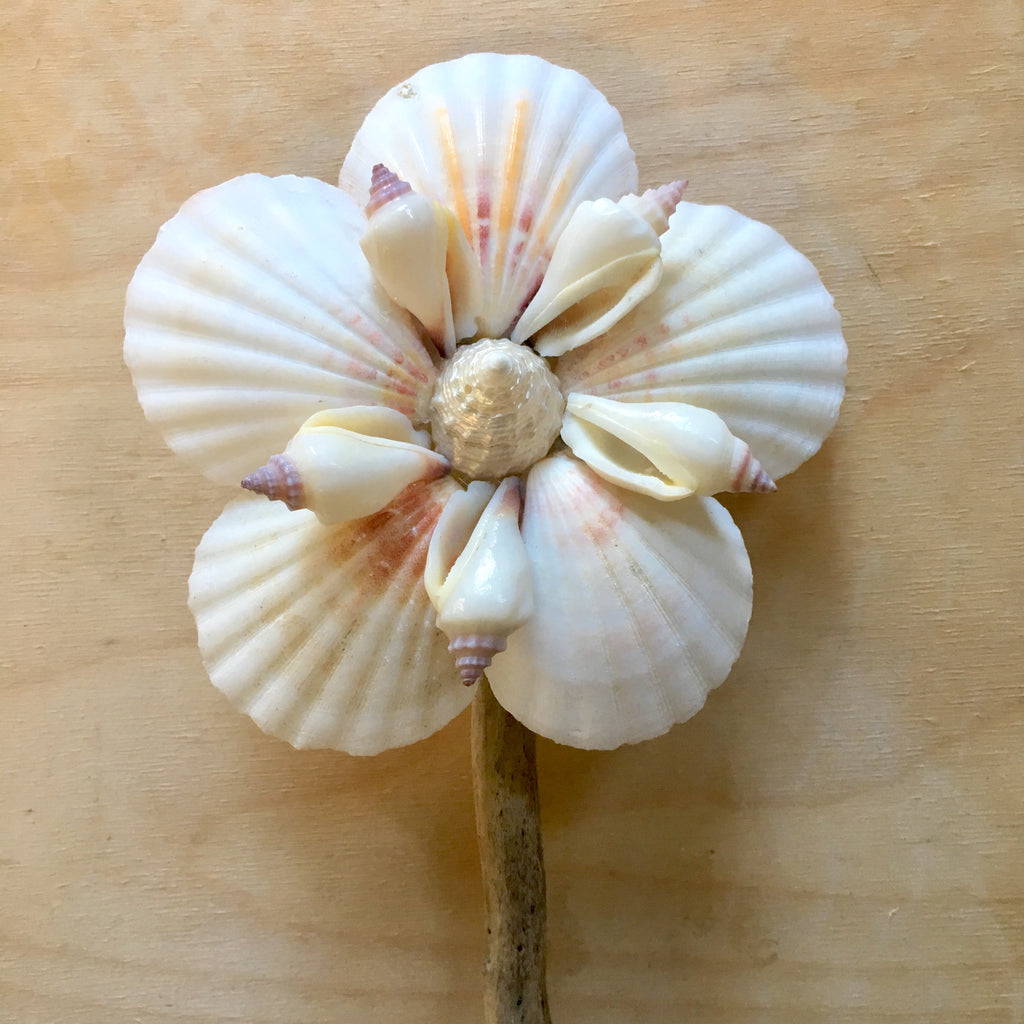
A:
[240, 453, 304, 511]
[366, 164, 412, 216]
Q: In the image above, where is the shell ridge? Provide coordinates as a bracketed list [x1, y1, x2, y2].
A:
[498, 83, 591, 307]
[196, 493, 421, 668]
[524, 458, 616, 736]
[134, 258, 432, 386]
[312, 478, 460, 749]
[200, 529, 357, 682]
[130, 308, 398, 386]
[151, 178, 399, 349]
[580, 474, 733, 713]
[619, 495, 750, 670]
[579, 484, 676, 730]
[131, 325, 428, 412]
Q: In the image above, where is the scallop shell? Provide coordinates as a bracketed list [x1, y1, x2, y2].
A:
[486, 454, 752, 749]
[189, 477, 472, 755]
[340, 53, 638, 339]
[124, 174, 436, 486]
[555, 201, 847, 481]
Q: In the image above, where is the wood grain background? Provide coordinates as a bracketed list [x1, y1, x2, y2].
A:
[3, 1, 1022, 1021]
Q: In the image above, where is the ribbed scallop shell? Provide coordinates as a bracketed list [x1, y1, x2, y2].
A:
[188, 478, 472, 755]
[125, 174, 436, 486]
[340, 53, 638, 339]
[555, 202, 847, 480]
[486, 454, 752, 749]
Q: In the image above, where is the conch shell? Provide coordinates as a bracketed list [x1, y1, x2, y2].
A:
[359, 164, 482, 355]
[510, 182, 686, 356]
[242, 405, 449, 523]
[561, 393, 775, 500]
[425, 477, 533, 685]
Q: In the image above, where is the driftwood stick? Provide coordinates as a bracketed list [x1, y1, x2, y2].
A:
[471, 677, 552, 1024]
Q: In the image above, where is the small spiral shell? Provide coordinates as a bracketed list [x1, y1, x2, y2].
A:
[365, 163, 413, 216]
[241, 453, 304, 510]
[430, 339, 564, 480]
[730, 446, 777, 493]
[619, 180, 688, 235]
[449, 634, 508, 686]
[561, 393, 777, 500]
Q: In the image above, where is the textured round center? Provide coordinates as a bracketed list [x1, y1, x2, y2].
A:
[430, 338, 564, 480]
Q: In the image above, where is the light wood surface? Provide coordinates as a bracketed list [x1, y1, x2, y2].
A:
[3, 2, 1022, 1021]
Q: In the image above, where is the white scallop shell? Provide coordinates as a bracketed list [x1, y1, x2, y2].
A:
[189, 477, 473, 755]
[340, 53, 638, 339]
[555, 201, 847, 480]
[125, 174, 436, 486]
[486, 454, 752, 749]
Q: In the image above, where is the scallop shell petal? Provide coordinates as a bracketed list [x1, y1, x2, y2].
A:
[189, 478, 472, 755]
[555, 202, 847, 480]
[340, 53, 638, 339]
[486, 454, 752, 749]
[125, 174, 436, 486]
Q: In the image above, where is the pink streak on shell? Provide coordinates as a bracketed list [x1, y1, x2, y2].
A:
[731, 447, 777, 493]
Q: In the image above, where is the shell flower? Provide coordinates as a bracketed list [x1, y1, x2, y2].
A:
[124, 53, 846, 755]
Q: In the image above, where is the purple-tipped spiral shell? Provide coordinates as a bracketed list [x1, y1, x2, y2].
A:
[241, 453, 306, 510]
[643, 179, 688, 216]
[731, 448, 776, 494]
[449, 634, 508, 686]
[366, 164, 413, 217]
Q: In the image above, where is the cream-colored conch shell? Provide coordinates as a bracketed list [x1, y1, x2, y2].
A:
[561, 393, 775, 500]
[359, 165, 482, 355]
[425, 477, 533, 685]
[241, 406, 449, 523]
[510, 185, 685, 356]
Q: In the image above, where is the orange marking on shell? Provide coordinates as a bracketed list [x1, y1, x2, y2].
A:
[494, 97, 531, 286]
[435, 106, 471, 243]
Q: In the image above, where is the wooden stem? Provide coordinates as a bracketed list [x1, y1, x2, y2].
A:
[471, 677, 552, 1024]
